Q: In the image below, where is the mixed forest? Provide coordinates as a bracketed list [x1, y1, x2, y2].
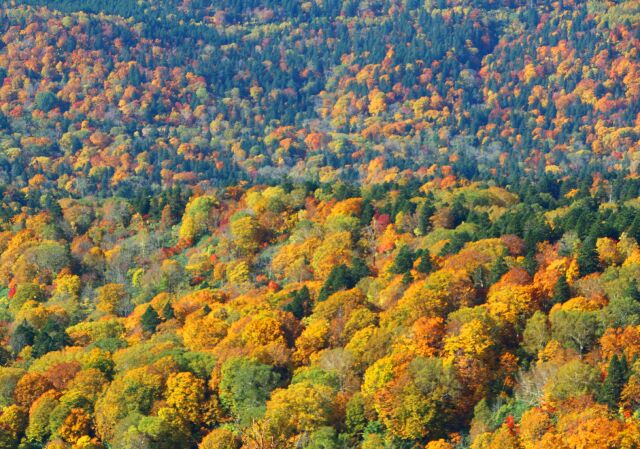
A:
[0, 0, 638, 448]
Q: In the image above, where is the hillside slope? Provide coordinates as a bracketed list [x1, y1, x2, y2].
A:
[0, 1, 637, 449]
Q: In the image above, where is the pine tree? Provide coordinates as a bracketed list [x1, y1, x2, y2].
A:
[319, 259, 369, 301]
[523, 252, 538, 276]
[161, 301, 175, 320]
[450, 198, 468, 227]
[141, 306, 161, 333]
[0, 111, 9, 131]
[283, 286, 311, 319]
[416, 249, 433, 274]
[319, 264, 351, 301]
[577, 236, 599, 277]
[360, 201, 375, 226]
[350, 258, 370, 281]
[32, 319, 68, 358]
[10, 321, 34, 355]
[489, 255, 509, 284]
[417, 200, 435, 235]
[599, 354, 628, 408]
[391, 245, 415, 274]
[552, 275, 571, 305]
[524, 217, 552, 254]
[627, 216, 640, 241]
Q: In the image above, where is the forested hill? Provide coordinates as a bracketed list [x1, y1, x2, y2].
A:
[0, 1, 638, 449]
[0, 0, 638, 205]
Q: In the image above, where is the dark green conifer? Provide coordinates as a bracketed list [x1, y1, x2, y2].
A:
[577, 236, 599, 277]
[141, 306, 161, 333]
[283, 286, 311, 319]
[391, 245, 415, 274]
[489, 255, 509, 284]
[417, 200, 435, 235]
[32, 319, 68, 358]
[599, 354, 628, 408]
[416, 250, 433, 274]
[523, 252, 538, 276]
[552, 275, 571, 305]
[10, 321, 34, 355]
[161, 301, 175, 320]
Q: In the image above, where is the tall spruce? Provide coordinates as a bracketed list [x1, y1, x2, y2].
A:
[552, 275, 571, 305]
[489, 254, 509, 284]
[416, 249, 433, 274]
[577, 236, 599, 277]
[391, 245, 415, 274]
[417, 200, 435, 235]
[599, 354, 628, 408]
[141, 306, 161, 333]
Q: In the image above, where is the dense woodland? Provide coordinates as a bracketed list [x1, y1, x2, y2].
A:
[0, 0, 637, 448]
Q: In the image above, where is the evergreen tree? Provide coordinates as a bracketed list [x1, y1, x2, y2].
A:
[161, 301, 175, 320]
[141, 306, 161, 333]
[627, 216, 640, 241]
[0, 346, 10, 366]
[577, 236, 599, 277]
[524, 217, 552, 254]
[468, 211, 492, 237]
[599, 354, 628, 408]
[440, 231, 472, 256]
[391, 245, 415, 274]
[319, 259, 370, 301]
[0, 111, 9, 131]
[360, 201, 375, 226]
[417, 200, 435, 235]
[489, 254, 509, 284]
[350, 258, 370, 281]
[32, 319, 68, 358]
[34, 91, 60, 112]
[552, 275, 571, 305]
[450, 198, 468, 227]
[416, 249, 433, 274]
[283, 286, 311, 319]
[523, 252, 538, 276]
[319, 264, 352, 301]
[10, 321, 34, 355]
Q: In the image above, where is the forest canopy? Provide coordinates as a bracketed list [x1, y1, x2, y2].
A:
[0, 0, 637, 448]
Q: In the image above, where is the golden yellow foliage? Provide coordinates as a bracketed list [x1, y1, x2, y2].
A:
[166, 372, 206, 424]
[182, 310, 229, 351]
[293, 319, 330, 365]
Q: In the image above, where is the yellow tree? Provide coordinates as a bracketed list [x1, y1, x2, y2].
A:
[59, 408, 92, 444]
[311, 231, 353, 280]
[486, 283, 536, 329]
[386, 269, 476, 327]
[95, 283, 128, 316]
[182, 310, 229, 351]
[373, 357, 461, 440]
[293, 319, 331, 365]
[166, 372, 206, 424]
[199, 428, 240, 449]
[231, 215, 265, 254]
[178, 195, 219, 243]
[264, 382, 335, 440]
